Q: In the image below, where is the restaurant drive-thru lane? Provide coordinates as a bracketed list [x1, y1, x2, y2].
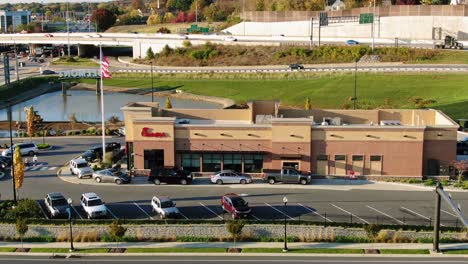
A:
[0, 137, 467, 226]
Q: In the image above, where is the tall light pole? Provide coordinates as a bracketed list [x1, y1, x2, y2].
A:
[67, 198, 74, 252]
[353, 60, 357, 110]
[371, 0, 376, 53]
[282, 196, 288, 252]
[66, 3, 71, 57]
[7, 100, 17, 204]
[150, 61, 154, 103]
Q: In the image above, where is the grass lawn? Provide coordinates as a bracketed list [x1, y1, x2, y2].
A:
[28, 248, 109, 253]
[125, 248, 226, 253]
[443, 249, 468, 254]
[106, 23, 222, 34]
[51, 57, 98, 67]
[83, 72, 468, 119]
[379, 249, 430, 254]
[242, 248, 365, 254]
[411, 51, 468, 64]
[0, 248, 16, 252]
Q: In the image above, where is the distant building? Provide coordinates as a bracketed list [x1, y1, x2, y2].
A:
[0, 10, 31, 33]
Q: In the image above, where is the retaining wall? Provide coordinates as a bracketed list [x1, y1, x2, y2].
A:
[0, 224, 466, 241]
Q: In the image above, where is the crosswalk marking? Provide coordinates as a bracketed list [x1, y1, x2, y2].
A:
[24, 162, 59, 172]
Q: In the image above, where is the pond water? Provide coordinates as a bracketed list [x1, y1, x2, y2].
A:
[0, 90, 221, 122]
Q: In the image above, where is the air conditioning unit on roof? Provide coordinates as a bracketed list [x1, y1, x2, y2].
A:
[380, 120, 402, 126]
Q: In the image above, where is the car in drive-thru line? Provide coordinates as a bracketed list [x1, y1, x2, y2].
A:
[80, 193, 108, 219]
[151, 196, 181, 219]
[92, 168, 131, 185]
[221, 193, 251, 219]
[69, 158, 93, 179]
[262, 167, 311, 185]
[210, 170, 252, 185]
[1, 142, 38, 157]
[44, 192, 69, 218]
[147, 167, 193, 185]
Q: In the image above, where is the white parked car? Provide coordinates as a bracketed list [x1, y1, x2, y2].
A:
[1, 142, 38, 157]
[69, 158, 93, 179]
[223, 36, 237, 42]
[80, 192, 107, 219]
[151, 196, 181, 219]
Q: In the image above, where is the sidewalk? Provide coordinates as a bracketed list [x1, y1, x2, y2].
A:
[57, 166, 460, 192]
[0, 242, 467, 251]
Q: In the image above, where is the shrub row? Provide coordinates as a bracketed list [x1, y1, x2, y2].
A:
[139, 44, 449, 67]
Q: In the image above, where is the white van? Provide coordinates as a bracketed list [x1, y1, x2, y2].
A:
[1, 142, 38, 157]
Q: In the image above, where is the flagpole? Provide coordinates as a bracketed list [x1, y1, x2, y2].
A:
[99, 43, 106, 162]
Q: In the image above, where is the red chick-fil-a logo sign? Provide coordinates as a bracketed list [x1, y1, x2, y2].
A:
[141, 127, 167, 138]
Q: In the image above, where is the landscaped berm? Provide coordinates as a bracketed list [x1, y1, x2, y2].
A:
[81, 72, 468, 119]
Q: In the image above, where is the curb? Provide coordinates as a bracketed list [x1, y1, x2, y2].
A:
[0, 252, 466, 258]
[380, 181, 468, 193]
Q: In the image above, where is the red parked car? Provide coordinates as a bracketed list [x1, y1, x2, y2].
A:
[221, 193, 251, 219]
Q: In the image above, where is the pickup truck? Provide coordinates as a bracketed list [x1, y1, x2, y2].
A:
[262, 167, 311, 185]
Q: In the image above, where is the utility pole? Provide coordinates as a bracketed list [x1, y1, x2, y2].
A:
[433, 183, 441, 253]
[150, 61, 154, 103]
[14, 44, 19, 82]
[7, 101, 17, 204]
[310, 17, 313, 49]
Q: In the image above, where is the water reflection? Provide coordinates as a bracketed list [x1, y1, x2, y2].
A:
[0, 90, 221, 122]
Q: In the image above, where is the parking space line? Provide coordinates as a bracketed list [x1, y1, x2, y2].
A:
[366, 205, 404, 225]
[401, 206, 444, 227]
[49, 167, 58, 170]
[72, 206, 83, 220]
[106, 207, 117, 219]
[133, 202, 154, 220]
[199, 202, 223, 220]
[265, 203, 294, 220]
[251, 214, 260, 220]
[178, 211, 189, 220]
[297, 203, 333, 222]
[40, 166, 48, 171]
[36, 201, 49, 220]
[331, 204, 369, 224]
[442, 209, 457, 217]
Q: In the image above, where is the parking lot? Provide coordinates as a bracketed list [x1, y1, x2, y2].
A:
[1, 137, 466, 229]
[36, 193, 466, 227]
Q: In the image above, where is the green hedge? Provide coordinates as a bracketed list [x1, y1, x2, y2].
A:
[0, 217, 462, 233]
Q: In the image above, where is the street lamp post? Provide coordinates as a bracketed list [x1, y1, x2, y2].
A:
[150, 61, 154, 103]
[371, 0, 376, 53]
[67, 198, 74, 252]
[66, 3, 71, 57]
[7, 101, 17, 203]
[353, 60, 358, 110]
[283, 196, 288, 252]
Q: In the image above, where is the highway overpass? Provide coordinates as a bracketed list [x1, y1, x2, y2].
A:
[0, 32, 463, 59]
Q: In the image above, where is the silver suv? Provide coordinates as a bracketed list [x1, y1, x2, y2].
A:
[69, 159, 93, 179]
[1, 142, 38, 157]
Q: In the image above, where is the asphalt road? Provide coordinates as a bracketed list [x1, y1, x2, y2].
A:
[0, 256, 466, 264]
[0, 137, 467, 227]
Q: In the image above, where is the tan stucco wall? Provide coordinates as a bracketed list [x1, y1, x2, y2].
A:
[175, 127, 272, 140]
[272, 125, 311, 142]
[311, 129, 424, 142]
[162, 109, 253, 121]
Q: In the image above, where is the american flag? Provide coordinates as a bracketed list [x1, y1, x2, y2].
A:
[100, 50, 111, 79]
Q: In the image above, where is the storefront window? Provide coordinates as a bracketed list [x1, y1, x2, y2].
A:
[182, 153, 200, 172]
[223, 154, 242, 172]
[144, 150, 164, 169]
[244, 154, 263, 173]
[202, 154, 221, 172]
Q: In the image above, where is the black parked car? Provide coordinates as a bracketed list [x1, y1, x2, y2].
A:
[81, 142, 122, 162]
[288, 63, 304, 70]
[0, 156, 12, 169]
[148, 168, 193, 185]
